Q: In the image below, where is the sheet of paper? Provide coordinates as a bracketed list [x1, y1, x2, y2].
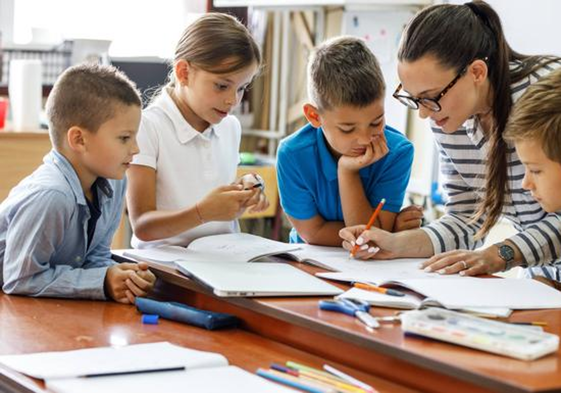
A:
[188, 233, 301, 261]
[314, 259, 464, 284]
[124, 233, 300, 264]
[337, 287, 422, 309]
[46, 366, 297, 393]
[124, 246, 226, 264]
[292, 245, 437, 279]
[0, 342, 227, 380]
[337, 287, 512, 316]
[397, 278, 561, 310]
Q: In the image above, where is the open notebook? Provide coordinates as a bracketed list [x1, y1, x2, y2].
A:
[122, 233, 301, 264]
[0, 342, 296, 393]
[337, 277, 561, 311]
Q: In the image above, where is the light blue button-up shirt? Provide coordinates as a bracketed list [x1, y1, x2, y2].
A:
[0, 150, 125, 299]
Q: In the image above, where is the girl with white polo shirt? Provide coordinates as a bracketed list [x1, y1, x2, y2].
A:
[126, 13, 267, 248]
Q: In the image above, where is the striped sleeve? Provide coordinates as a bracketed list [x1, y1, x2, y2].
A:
[509, 213, 561, 267]
[421, 134, 485, 253]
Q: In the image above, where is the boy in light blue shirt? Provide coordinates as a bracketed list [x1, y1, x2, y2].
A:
[277, 36, 416, 246]
[0, 64, 156, 303]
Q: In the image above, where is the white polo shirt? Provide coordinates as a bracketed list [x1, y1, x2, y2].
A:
[131, 88, 241, 248]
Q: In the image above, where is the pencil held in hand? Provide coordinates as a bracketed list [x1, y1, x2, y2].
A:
[349, 199, 386, 259]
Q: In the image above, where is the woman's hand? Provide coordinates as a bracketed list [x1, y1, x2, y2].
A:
[420, 246, 506, 276]
[339, 225, 400, 260]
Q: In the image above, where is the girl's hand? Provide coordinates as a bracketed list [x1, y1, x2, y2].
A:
[245, 190, 270, 213]
[198, 184, 255, 222]
[234, 173, 270, 213]
[420, 247, 505, 276]
[338, 134, 389, 172]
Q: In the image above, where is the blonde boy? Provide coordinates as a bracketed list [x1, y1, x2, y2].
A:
[504, 67, 561, 287]
[276, 36, 416, 246]
[0, 64, 155, 303]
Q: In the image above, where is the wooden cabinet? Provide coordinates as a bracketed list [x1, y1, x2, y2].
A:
[0, 131, 129, 248]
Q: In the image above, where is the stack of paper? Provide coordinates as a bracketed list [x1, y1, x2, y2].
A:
[0, 342, 296, 393]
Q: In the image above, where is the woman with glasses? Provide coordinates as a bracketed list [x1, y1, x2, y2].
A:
[341, 1, 561, 281]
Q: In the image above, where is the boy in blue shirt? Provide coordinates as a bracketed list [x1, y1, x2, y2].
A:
[0, 64, 156, 303]
[277, 36, 415, 247]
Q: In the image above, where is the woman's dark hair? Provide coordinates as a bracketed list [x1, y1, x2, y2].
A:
[398, 0, 559, 238]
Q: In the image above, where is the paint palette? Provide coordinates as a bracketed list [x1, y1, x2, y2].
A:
[401, 308, 559, 360]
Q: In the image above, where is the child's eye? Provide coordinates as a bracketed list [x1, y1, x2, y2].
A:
[530, 170, 542, 175]
[370, 122, 383, 128]
[338, 127, 355, 134]
[119, 136, 130, 143]
[215, 83, 228, 91]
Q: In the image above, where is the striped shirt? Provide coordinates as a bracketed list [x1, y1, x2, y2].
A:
[421, 61, 561, 279]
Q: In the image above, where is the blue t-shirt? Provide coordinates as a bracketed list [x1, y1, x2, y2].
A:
[277, 123, 414, 243]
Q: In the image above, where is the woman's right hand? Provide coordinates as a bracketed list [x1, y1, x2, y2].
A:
[339, 225, 400, 260]
[197, 184, 256, 222]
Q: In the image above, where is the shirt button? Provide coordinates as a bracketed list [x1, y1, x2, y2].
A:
[75, 256, 82, 262]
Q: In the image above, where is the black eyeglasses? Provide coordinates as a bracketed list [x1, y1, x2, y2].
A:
[393, 66, 468, 112]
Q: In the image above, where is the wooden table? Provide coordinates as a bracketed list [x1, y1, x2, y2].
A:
[143, 261, 561, 393]
[0, 292, 416, 393]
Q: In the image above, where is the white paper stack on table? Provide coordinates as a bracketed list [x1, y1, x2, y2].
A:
[338, 278, 561, 312]
[120, 233, 342, 298]
[122, 233, 303, 264]
[284, 245, 561, 315]
[0, 342, 297, 393]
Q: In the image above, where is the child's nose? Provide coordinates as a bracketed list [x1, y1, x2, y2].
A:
[521, 172, 532, 191]
[225, 90, 237, 106]
[131, 139, 140, 155]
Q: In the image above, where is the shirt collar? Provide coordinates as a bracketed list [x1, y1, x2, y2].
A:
[158, 88, 218, 144]
[47, 150, 114, 206]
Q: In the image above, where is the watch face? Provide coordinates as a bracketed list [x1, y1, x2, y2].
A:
[499, 245, 515, 261]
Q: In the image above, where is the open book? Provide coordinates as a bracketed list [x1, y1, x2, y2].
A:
[337, 287, 512, 317]
[0, 342, 296, 393]
[122, 233, 301, 264]
[337, 277, 561, 311]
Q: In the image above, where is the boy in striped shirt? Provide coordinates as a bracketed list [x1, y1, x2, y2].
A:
[504, 67, 561, 288]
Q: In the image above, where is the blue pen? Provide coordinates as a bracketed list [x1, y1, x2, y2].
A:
[257, 368, 332, 393]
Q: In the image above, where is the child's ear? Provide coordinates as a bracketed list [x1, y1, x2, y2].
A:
[67, 126, 87, 153]
[303, 103, 322, 128]
[174, 59, 190, 86]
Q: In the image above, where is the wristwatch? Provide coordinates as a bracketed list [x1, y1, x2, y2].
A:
[495, 242, 516, 272]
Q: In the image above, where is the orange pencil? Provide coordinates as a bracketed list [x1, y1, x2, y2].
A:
[349, 198, 385, 259]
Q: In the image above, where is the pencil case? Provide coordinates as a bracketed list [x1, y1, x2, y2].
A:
[135, 297, 239, 330]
